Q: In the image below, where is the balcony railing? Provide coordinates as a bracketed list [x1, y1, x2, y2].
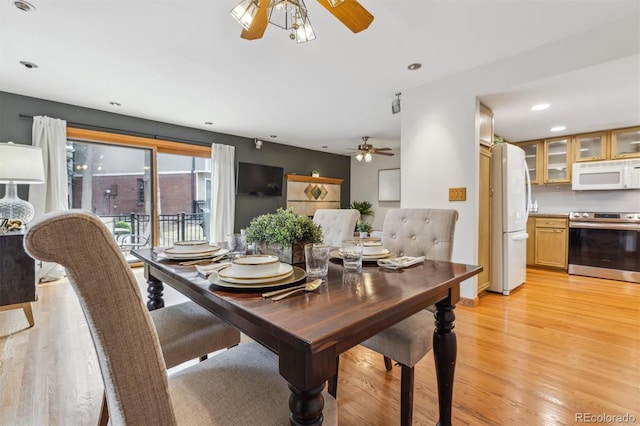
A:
[107, 212, 207, 248]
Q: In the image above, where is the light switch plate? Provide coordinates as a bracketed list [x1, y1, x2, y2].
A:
[449, 187, 466, 201]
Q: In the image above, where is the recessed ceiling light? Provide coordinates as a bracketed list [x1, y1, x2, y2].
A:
[19, 60, 38, 69]
[407, 63, 422, 71]
[550, 126, 566, 132]
[13, 1, 35, 12]
[322, 145, 328, 149]
[531, 103, 550, 111]
[204, 121, 213, 125]
[270, 135, 277, 138]
[109, 101, 121, 107]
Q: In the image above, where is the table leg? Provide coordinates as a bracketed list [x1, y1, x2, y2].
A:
[288, 383, 325, 426]
[146, 274, 165, 311]
[433, 299, 456, 426]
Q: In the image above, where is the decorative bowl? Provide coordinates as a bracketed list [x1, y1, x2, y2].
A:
[230, 254, 281, 277]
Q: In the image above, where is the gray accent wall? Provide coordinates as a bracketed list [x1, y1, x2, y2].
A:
[0, 91, 351, 231]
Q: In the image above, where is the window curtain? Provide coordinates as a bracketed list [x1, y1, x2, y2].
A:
[28, 116, 69, 282]
[209, 144, 235, 243]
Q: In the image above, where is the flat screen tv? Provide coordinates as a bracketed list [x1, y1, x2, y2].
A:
[236, 162, 284, 196]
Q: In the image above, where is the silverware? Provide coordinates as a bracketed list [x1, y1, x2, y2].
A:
[271, 279, 323, 301]
[262, 283, 307, 298]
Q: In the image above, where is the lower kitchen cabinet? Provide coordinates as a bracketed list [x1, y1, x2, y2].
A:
[527, 216, 568, 270]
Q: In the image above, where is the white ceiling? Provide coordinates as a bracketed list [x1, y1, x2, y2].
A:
[1, 0, 638, 154]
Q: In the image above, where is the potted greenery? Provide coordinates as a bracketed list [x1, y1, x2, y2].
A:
[356, 220, 373, 238]
[245, 208, 323, 264]
[349, 200, 374, 220]
[311, 170, 320, 177]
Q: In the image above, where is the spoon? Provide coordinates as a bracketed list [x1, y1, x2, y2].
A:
[271, 279, 323, 301]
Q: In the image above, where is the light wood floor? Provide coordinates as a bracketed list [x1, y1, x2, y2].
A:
[1, 268, 638, 425]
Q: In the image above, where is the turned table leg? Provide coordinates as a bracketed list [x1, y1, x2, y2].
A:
[433, 298, 456, 426]
[146, 274, 164, 311]
[288, 383, 325, 426]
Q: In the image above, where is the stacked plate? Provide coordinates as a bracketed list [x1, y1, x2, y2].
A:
[362, 240, 390, 258]
[163, 240, 221, 260]
[209, 254, 306, 289]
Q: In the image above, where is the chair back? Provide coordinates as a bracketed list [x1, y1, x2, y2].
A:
[381, 208, 458, 261]
[313, 209, 360, 247]
[24, 210, 176, 425]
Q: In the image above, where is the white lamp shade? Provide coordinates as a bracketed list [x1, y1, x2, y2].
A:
[0, 142, 45, 184]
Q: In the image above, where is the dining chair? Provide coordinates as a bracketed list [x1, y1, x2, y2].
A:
[313, 208, 360, 247]
[354, 208, 458, 426]
[24, 209, 337, 425]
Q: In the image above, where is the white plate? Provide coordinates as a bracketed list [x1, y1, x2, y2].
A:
[165, 244, 220, 255]
[230, 255, 281, 277]
[218, 263, 293, 281]
[174, 240, 209, 246]
[211, 266, 304, 287]
[330, 250, 395, 262]
[163, 248, 228, 260]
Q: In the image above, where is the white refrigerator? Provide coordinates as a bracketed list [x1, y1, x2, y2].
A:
[489, 143, 531, 295]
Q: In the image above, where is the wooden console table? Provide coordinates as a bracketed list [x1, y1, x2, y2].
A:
[0, 231, 36, 327]
[286, 174, 344, 216]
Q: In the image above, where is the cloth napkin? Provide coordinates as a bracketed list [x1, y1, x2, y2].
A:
[195, 261, 232, 276]
[377, 256, 425, 270]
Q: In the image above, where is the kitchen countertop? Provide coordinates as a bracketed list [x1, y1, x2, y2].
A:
[529, 212, 570, 218]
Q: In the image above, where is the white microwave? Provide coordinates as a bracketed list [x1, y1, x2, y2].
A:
[572, 159, 640, 190]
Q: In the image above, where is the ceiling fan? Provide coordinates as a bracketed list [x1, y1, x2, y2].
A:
[231, 0, 374, 43]
[351, 137, 394, 162]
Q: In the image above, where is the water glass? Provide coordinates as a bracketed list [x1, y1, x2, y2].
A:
[226, 233, 246, 258]
[304, 243, 330, 278]
[341, 239, 363, 272]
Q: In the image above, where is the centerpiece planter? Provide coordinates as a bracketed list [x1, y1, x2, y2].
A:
[245, 208, 323, 265]
[256, 241, 305, 265]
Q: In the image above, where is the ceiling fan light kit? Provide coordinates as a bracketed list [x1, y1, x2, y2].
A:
[353, 136, 394, 163]
[232, 0, 373, 43]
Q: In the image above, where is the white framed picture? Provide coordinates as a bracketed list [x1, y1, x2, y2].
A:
[378, 168, 400, 201]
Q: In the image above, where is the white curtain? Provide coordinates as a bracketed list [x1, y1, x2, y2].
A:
[29, 116, 69, 281]
[209, 144, 235, 243]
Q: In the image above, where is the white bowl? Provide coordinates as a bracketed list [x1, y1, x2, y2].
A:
[362, 241, 385, 255]
[230, 255, 281, 278]
[174, 240, 209, 246]
[165, 243, 219, 255]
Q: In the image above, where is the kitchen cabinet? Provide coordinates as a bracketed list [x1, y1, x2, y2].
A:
[611, 126, 640, 159]
[520, 141, 542, 184]
[573, 131, 608, 162]
[544, 137, 571, 183]
[526, 217, 535, 266]
[531, 216, 568, 270]
[477, 104, 492, 294]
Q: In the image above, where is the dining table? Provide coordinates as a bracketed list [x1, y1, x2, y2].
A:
[132, 248, 482, 426]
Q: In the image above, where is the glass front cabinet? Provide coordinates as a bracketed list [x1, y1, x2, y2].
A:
[573, 132, 608, 162]
[520, 141, 542, 184]
[544, 137, 571, 183]
[611, 126, 640, 159]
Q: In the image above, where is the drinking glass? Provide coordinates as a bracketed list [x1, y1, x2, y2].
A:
[226, 233, 246, 258]
[341, 239, 363, 272]
[304, 243, 330, 278]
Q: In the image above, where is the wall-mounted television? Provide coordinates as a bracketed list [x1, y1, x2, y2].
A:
[236, 162, 284, 196]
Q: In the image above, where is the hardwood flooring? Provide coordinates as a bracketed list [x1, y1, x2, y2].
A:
[1, 268, 638, 425]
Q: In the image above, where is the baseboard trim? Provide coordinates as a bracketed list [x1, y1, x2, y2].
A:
[459, 297, 479, 307]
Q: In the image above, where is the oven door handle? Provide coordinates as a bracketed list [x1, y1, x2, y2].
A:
[569, 222, 640, 231]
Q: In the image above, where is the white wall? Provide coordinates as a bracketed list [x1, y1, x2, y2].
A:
[350, 150, 401, 230]
[400, 15, 639, 300]
[531, 185, 640, 213]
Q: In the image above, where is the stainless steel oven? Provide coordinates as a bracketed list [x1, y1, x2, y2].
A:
[568, 212, 640, 283]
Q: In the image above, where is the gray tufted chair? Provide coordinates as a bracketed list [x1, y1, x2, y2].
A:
[313, 209, 360, 247]
[362, 208, 458, 426]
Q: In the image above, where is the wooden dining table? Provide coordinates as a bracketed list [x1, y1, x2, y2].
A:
[132, 248, 481, 426]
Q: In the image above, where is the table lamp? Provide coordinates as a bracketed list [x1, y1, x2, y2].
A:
[0, 142, 46, 225]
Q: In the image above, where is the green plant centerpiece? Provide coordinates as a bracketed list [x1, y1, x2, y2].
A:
[245, 208, 323, 264]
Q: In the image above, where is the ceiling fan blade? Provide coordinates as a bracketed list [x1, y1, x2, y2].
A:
[241, 0, 270, 40]
[317, 0, 374, 33]
[372, 151, 395, 156]
[372, 147, 392, 151]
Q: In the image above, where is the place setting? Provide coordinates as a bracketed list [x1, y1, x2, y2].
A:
[207, 254, 307, 292]
[330, 239, 395, 264]
[155, 240, 228, 263]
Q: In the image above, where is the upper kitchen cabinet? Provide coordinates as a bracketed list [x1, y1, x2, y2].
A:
[519, 141, 542, 184]
[544, 137, 571, 183]
[573, 131, 608, 162]
[479, 104, 493, 146]
[611, 126, 640, 159]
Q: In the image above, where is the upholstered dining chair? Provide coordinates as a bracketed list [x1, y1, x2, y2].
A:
[358, 208, 458, 426]
[24, 210, 337, 425]
[313, 208, 360, 247]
